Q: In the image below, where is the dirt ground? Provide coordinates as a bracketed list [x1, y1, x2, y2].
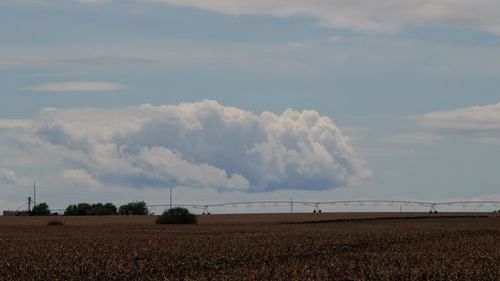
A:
[0, 213, 499, 280]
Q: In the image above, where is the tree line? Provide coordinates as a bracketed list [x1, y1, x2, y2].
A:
[26, 201, 149, 216]
[26, 202, 199, 225]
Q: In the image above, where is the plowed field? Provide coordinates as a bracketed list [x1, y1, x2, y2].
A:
[1, 213, 499, 280]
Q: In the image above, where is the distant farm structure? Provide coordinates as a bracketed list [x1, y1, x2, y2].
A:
[2, 210, 28, 216]
[2, 182, 37, 216]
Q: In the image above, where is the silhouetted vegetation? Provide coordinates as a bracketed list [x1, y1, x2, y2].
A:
[29, 203, 51, 216]
[156, 207, 197, 224]
[47, 220, 64, 226]
[64, 203, 118, 216]
[118, 201, 149, 215]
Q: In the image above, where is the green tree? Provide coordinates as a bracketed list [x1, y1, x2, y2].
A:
[87, 203, 118, 215]
[64, 202, 118, 216]
[103, 202, 118, 215]
[64, 203, 91, 216]
[30, 202, 51, 216]
[118, 201, 149, 215]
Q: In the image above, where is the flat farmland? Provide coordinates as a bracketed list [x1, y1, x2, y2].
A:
[0, 213, 499, 280]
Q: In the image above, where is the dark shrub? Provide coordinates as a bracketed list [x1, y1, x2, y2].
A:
[156, 207, 197, 224]
[47, 220, 64, 226]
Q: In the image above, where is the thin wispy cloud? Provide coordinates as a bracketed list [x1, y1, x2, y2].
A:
[416, 102, 500, 132]
[21, 81, 126, 92]
[76, 0, 108, 5]
[412, 102, 500, 147]
[32, 72, 88, 78]
[3, 38, 500, 79]
[154, 0, 500, 34]
[380, 132, 441, 145]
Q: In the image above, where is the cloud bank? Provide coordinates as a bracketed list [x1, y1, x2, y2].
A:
[32, 100, 369, 192]
[154, 0, 500, 34]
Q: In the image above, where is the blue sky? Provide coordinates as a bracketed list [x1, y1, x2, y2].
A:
[1, 0, 500, 212]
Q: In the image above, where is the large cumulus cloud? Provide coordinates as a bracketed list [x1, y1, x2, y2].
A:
[34, 100, 369, 192]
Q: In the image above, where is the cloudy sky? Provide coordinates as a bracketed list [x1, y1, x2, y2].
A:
[1, 0, 500, 212]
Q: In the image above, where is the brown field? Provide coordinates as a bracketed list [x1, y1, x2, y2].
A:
[0, 212, 499, 280]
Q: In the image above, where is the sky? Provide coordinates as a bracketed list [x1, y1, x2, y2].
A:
[1, 0, 500, 213]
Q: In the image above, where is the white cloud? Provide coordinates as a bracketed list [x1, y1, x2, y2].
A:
[21, 81, 125, 92]
[61, 169, 100, 188]
[153, 0, 500, 34]
[0, 119, 32, 129]
[416, 102, 500, 132]
[32, 100, 369, 192]
[0, 125, 83, 168]
[134, 146, 250, 191]
[0, 168, 20, 185]
[0, 168, 31, 187]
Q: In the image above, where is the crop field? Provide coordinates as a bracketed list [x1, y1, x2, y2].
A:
[0, 213, 499, 280]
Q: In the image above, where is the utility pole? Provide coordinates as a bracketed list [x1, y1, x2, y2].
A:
[169, 186, 172, 210]
[290, 197, 293, 213]
[33, 181, 36, 207]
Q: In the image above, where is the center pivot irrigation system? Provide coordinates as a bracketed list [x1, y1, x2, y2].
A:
[146, 199, 500, 214]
